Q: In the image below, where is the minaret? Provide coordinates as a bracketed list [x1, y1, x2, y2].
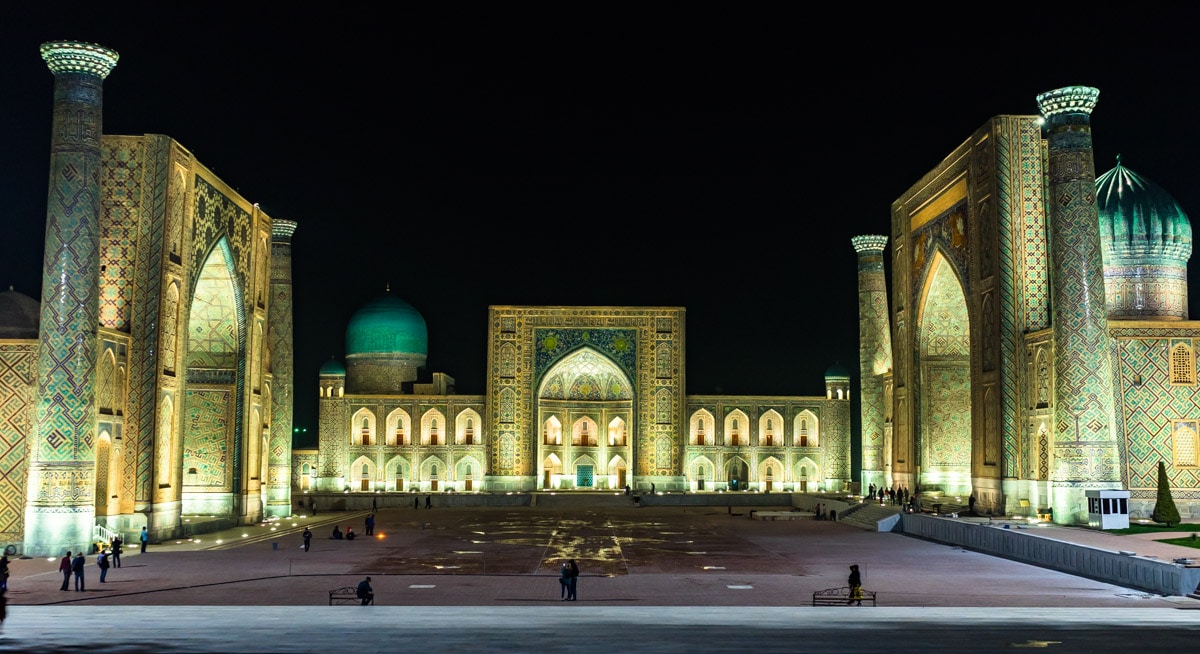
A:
[852, 235, 893, 494]
[266, 219, 298, 518]
[1036, 86, 1122, 523]
[24, 41, 119, 556]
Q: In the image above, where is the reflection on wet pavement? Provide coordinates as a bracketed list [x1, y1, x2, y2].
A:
[367, 507, 811, 578]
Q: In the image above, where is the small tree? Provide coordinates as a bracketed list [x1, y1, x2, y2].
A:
[1151, 460, 1181, 527]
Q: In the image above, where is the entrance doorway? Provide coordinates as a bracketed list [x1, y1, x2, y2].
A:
[576, 465, 594, 488]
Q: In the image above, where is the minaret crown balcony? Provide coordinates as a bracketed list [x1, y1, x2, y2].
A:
[1036, 86, 1099, 119]
[40, 41, 119, 78]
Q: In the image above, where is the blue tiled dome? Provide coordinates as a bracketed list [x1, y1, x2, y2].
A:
[1097, 157, 1192, 266]
[319, 358, 346, 375]
[824, 363, 851, 380]
[345, 293, 428, 357]
[0, 286, 39, 339]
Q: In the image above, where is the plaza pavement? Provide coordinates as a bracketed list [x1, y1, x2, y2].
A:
[2, 503, 1198, 652]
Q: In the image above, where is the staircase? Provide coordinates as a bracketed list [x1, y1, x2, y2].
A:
[839, 503, 903, 532]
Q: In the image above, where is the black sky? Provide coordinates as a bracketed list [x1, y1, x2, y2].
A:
[5, 6, 1200, 450]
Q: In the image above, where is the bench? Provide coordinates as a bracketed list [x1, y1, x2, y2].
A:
[812, 586, 877, 606]
[329, 586, 372, 605]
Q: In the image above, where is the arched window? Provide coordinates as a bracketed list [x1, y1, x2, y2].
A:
[431, 418, 439, 445]
[466, 418, 475, 445]
[731, 419, 740, 447]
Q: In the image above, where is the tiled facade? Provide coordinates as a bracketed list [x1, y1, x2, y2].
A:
[304, 306, 852, 493]
[867, 87, 1200, 524]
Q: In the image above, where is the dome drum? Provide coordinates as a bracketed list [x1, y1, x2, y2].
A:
[345, 352, 427, 394]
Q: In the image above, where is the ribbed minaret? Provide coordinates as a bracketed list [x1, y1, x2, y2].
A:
[852, 235, 893, 493]
[265, 219, 298, 517]
[1036, 86, 1121, 524]
[24, 41, 119, 556]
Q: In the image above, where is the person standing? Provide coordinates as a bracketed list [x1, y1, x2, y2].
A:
[567, 559, 579, 601]
[847, 564, 862, 606]
[0, 555, 9, 591]
[110, 535, 122, 568]
[425, 495, 432, 509]
[559, 562, 571, 600]
[140, 526, 149, 553]
[365, 514, 375, 536]
[97, 550, 110, 583]
[58, 550, 72, 591]
[302, 527, 313, 552]
[414, 495, 419, 510]
[356, 576, 374, 606]
[71, 551, 85, 592]
[372, 496, 378, 512]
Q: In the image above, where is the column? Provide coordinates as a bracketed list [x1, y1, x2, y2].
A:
[1036, 86, 1121, 524]
[266, 219, 298, 517]
[24, 41, 119, 556]
[852, 235, 893, 494]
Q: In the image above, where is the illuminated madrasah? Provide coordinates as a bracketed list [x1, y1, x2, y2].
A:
[0, 41, 852, 559]
[299, 303, 852, 495]
[0, 42, 295, 556]
[857, 86, 1200, 524]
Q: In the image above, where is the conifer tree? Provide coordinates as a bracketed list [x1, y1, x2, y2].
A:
[1151, 460, 1180, 527]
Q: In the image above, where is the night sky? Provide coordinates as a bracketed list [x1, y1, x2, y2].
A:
[4, 7, 1200, 451]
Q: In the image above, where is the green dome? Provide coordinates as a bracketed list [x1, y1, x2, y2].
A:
[1097, 157, 1192, 265]
[824, 363, 851, 380]
[345, 294, 428, 356]
[319, 358, 346, 375]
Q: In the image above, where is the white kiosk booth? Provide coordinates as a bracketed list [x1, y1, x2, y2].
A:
[1086, 489, 1130, 529]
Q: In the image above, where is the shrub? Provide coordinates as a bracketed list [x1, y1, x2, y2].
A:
[1151, 460, 1181, 527]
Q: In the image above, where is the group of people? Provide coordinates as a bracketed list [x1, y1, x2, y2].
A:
[330, 526, 358, 540]
[559, 559, 579, 600]
[867, 483, 911, 507]
[414, 495, 432, 509]
[55, 532, 130, 593]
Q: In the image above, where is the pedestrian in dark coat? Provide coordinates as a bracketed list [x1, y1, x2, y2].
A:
[559, 562, 571, 600]
[365, 514, 375, 536]
[110, 535, 122, 567]
[414, 495, 420, 509]
[567, 559, 579, 601]
[71, 552, 86, 591]
[59, 551, 72, 591]
[302, 527, 312, 552]
[97, 550, 110, 583]
[356, 576, 374, 605]
[847, 564, 862, 606]
[425, 495, 432, 509]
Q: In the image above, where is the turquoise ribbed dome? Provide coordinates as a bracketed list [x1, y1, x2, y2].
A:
[345, 293, 428, 356]
[824, 363, 851, 380]
[1097, 157, 1192, 265]
[319, 358, 346, 375]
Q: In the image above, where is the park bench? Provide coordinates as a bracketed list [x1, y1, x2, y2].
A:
[329, 586, 372, 605]
[812, 586, 877, 606]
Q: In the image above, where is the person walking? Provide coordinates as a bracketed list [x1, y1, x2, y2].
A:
[58, 550, 72, 591]
[847, 564, 863, 606]
[356, 576, 374, 606]
[97, 549, 110, 583]
[559, 562, 571, 600]
[365, 514, 375, 536]
[140, 526, 149, 553]
[71, 551, 85, 592]
[110, 535, 122, 568]
[425, 495, 432, 509]
[372, 496, 378, 512]
[566, 558, 579, 601]
[414, 495, 419, 510]
[302, 527, 312, 552]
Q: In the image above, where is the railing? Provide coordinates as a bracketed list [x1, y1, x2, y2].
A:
[93, 523, 118, 545]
